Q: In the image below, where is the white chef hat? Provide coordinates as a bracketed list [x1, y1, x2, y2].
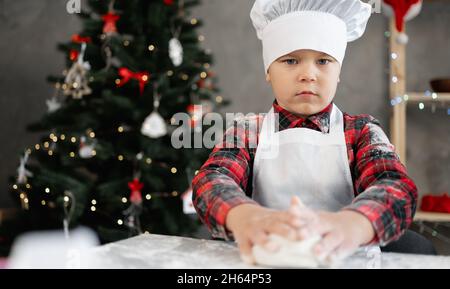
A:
[250, 0, 372, 73]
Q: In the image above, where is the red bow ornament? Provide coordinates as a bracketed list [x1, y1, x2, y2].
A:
[117, 67, 150, 95]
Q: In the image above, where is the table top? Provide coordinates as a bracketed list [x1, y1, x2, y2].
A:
[87, 233, 450, 269]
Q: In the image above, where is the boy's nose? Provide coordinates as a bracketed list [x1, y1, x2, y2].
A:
[298, 72, 316, 82]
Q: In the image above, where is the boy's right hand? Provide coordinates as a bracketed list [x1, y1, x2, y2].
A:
[225, 201, 304, 264]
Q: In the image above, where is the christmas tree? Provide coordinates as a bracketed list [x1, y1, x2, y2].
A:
[4, 0, 228, 248]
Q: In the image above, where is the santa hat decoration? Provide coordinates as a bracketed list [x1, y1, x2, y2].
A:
[382, 0, 423, 44]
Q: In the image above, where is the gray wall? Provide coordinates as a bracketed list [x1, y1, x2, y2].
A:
[1, 1, 449, 210]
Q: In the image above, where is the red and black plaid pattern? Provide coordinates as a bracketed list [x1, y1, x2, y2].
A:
[192, 101, 417, 246]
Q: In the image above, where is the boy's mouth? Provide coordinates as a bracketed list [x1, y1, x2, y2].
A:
[295, 91, 317, 96]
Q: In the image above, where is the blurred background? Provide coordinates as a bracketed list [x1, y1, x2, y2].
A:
[0, 0, 448, 256]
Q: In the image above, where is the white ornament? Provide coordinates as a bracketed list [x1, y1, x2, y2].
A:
[17, 151, 33, 184]
[141, 111, 167, 138]
[78, 136, 95, 159]
[141, 86, 167, 138]
[169, 37, 183, 67]
[46, 96, 62, 113]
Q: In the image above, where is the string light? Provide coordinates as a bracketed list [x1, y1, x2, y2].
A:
[215, 95, 223, 103]
[190, 18, 198, 25]
[44, 142, 50, 148]
[431, 93, 438, 99]
[117, 126, 124, 133]
[117, 219, 123, 225]
[403, 94, 409, 101]
[121, 197, 127, 203]
[45, 187, 50, 193]
[195, 170, 199, 175]
[35, 144, 40, 150]
[181, 74, 189, 81]
[89, 131, 95, 138]
[203, 63, 210, 69]
[12, 184, 18, 190]
[419, 102, 425, 110]
[148, 44, 155, 51]
[91, 199, 96, 205]
[64, 196, 70, 203]
[48, 150, 53, 156]
[123, 40, 130, 46]
[91, 150, 96, 156]
[115, 79, 121, 85]
[392, 76, 398, 83]
[60, 134, 66, 140]
[71, 137, 77, 143]
[19, 193, 25, 199]
[146, 158, 152, 164]
[25, 183, 31, 189]
[198, 35, 205, 42]
[145, 194, 152, 200]
[118, 155, 124, 161]
[167, 70, 173, 76]
[171, 191, 178, 197]
[91, 206, 96, 211]
[391, 53, 398, 60]
[171, 167, 177, 174]
[41, 200, 46, 206]
[69, 152, 75, 157]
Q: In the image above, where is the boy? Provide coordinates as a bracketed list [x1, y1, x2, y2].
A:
[192, 0, 421, 264]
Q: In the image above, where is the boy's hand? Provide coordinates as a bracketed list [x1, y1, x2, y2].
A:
[289, 196, 376, 263]
[225, 202, 302, 264]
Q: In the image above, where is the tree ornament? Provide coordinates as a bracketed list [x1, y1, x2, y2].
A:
[16, 150, 33, 185]
[64, 43, 92, 99]
[141, 85, 167, 138]
[123, 177, 144, 236]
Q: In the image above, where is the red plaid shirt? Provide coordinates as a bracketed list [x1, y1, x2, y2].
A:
[192, 101, 417, 246]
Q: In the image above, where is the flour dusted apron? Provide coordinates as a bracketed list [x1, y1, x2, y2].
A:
[252, 104, 354, 211]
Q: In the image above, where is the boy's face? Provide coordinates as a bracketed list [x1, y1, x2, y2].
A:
[266, 49, 341, 118]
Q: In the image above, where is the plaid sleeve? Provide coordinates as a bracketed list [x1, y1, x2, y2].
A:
[191, 116, 261, 240]
[344, 115, 418, 246]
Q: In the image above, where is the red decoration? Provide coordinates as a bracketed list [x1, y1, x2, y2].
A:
[163, 0, 175, 5]
[69, 35, 91, 62]
[117, 67, 150, 95]
[128, 178, 144, 204]
[71, 34, 92, 44]
[383, 0, 421, 32]
[102, 12, 120, 34]
[420, 193, 450, 213]
[69, 50, 79, 61]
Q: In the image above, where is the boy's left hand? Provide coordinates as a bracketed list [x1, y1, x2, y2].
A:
[288, 196, 376, 264]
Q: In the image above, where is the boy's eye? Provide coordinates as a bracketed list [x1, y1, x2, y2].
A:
[317, 59, 331, 65]
[282, 58, 298, 65]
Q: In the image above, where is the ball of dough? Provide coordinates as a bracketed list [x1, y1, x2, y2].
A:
[252, 234, 322, 268]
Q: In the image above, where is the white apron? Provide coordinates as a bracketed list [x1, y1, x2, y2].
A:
[252, 103, 381, 257]
[252, 104, 354, 211]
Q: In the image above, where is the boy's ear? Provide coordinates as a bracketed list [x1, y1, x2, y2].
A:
[265, 73, 271, 83]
